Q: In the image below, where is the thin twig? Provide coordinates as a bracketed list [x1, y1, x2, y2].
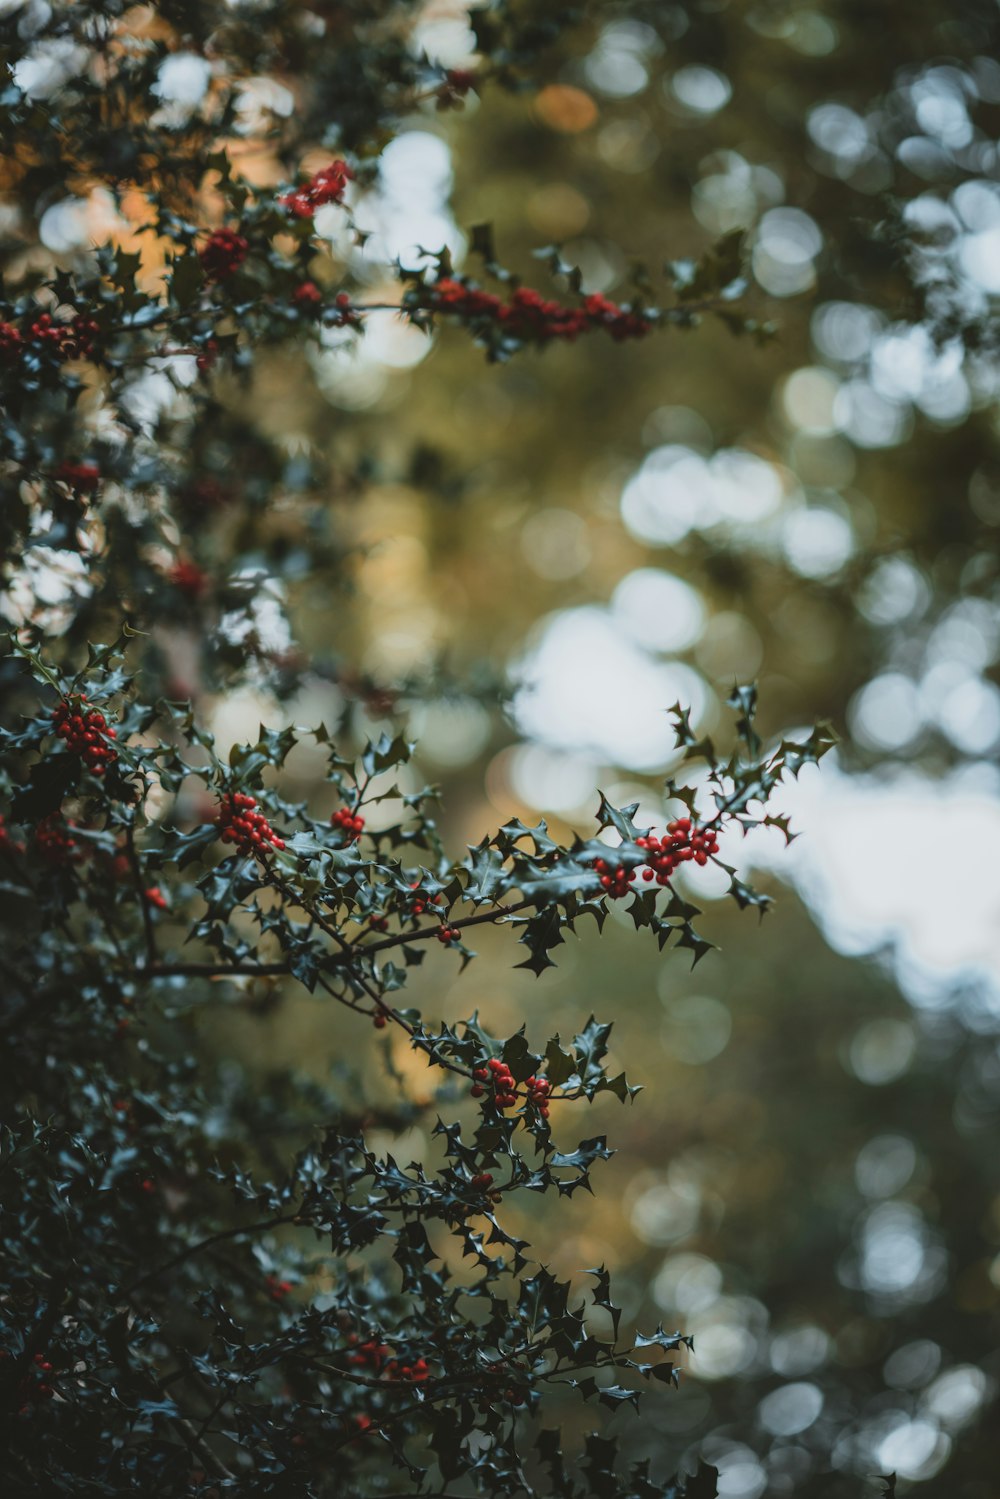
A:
[125, 822, 157, 966]
[122, 1213, 300, 1296]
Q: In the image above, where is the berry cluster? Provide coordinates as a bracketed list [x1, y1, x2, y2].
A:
[476, 1358, 529, 1411]
[581, 291, 655, 341]
[0, 321, 22, 361]
[436, 923, 461, 944]
[368, 914, 389, 932]
[28, 311, 101, 361]
[55, 461, 100, 492]
[0, 814, 25, 857]
[408, 880, 442, 916]
[265, 1275, 294, 1302]
[429, 278, 652, 344]
[524, 1074, 552, 1119]
[637, 818, 720, 883]
[469, 1170, 503, 1204]
[331, 806, 364, 842]
[53, 698, 118, 775]
[592, 857, 631, 898]
[14, 1353, 57, 1416]
[35, 815, 81, 864]
[215, 793, 286, 854]
[291, 284, 361, 326]
[200, 228, 249, 281]
[280, 160, 353, 218]
[347, 1337, 429, 1383]
[592, 819, 722, 898]
[144, 886, 168, 911]
[196, 338, 218, 374]
[471, 1057, 517, 1109]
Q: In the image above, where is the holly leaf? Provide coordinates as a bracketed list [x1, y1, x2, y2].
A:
[543, 1037, 576, 1087]
[470, 222, 496, 263]
[10, 753, 77, 822]
[463, 839, 508, 904]
[686, 1462, 721, 1499]
[595, 793, 645, 842]
[515, 907, 564, 975]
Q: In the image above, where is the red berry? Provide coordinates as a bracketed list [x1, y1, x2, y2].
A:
[214, 793, 285, 857]
[293, 280, 323, 310]
[55, 460, 100, 493]
[35, 812, 81, 864]
[167, 559, 208, 599]
[52, 698, 118, 776]
[331, 807, 364, 842]
[200, 227, 249, 281]
[196, 338, 218, 374]
[0, 321, 23, 361]
[279, 159, 353, 218]
[444, 68, 476, 95]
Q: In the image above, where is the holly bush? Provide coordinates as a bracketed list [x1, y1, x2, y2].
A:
[0, 3, 847, 1496]
[0, 621, 834, 1494]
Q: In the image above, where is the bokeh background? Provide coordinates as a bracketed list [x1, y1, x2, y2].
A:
[10, 0, 1000, 1492]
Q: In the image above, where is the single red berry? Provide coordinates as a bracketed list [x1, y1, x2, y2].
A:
[167, 559, 208, 599]
[196, 338, 218, 374]
[55, 460, 100, 492]
[445, 68, 477, 94]
[293, 280, 323, 310]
